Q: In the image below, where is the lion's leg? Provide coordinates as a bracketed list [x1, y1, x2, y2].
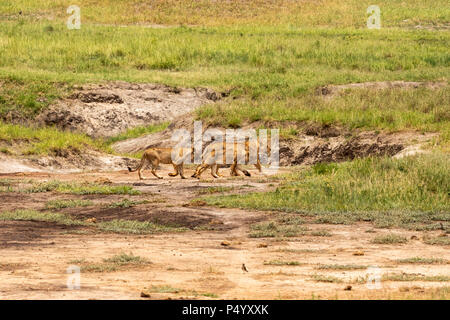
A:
[151, 159, 163, 179]
[178, 165, 186, 179]
[255, 159, 262, 173]
[138, 157, 148, 180]
[210, 164, 219, 178]
[168, 163, 179, 177]
[230, 162, 240, 176]
[215, 165, 224, 177]
[235, 164, 251, 177]
[194, 164, 209, 179]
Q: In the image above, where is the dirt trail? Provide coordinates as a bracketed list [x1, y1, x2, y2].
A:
[0, 167, 448, 300]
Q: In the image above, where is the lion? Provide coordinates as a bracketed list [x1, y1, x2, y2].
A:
[127, 147, 192, 180]
[192, 140, 264, 179]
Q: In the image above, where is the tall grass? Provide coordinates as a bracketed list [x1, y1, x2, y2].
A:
[1, 0, 449, 28]
[0, 122, 108, 155]
[204, 153, 450, 229]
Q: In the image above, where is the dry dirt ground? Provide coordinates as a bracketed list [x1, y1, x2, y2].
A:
[0, 166, 448, 300]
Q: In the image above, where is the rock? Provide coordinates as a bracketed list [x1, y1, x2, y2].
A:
[344, 285, 352, 291]
[221, 241, 231, 247]
[353, 251, 364, 256]
[140, 291, 151, 298]
[257, 243, 268, 248]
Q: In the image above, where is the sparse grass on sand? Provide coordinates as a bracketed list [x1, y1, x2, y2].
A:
[311, 274, 343, 283]
[264, 260, 301, 266]
[395, 257, 448, 265]
[204, 153, 450, 230]
[97, 219, 187, 234]
[372, 234, 408, 244]
[45, 199, 93, 210]
[382, 273, 450, 282]
[78, 253, 150, 273]
[316, 264, 367, 270]
[26, 180, 140, 195]
[0, 209, 86, 226]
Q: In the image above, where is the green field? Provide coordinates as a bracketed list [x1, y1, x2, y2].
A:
[0, 1, 448, 217]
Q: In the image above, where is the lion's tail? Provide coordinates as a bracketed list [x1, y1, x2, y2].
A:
[127, 155, 146, 172]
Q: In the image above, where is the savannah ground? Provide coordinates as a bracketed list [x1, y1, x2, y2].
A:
[0, 1, 449, 299]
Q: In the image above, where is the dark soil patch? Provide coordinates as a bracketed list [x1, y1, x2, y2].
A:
[0, 220, 84, 248]
[65, 206, 223, 230]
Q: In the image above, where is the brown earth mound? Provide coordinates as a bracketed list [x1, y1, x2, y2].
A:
[37, 82, 224, 138]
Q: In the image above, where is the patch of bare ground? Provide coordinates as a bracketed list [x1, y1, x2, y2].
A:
[37, 82, 225, 138]
[0, 151, 138, 174]
[279, 131, 437, 166]
[0, 169, 449, 299]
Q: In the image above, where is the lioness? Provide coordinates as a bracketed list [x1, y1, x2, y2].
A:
[128, 147, 192, 180]
[192, 140, 263, 179]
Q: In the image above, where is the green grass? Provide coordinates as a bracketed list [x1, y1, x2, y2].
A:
[105, 122, 169, 145]
[0, 6, 448, 156]
[107, 198, 149, 208]
[0, 209, 86, 226]
[26, 180, 140, 195]
[197, 186, 235, 195]
[424, 236, 450, 246]
[204, 153, 450, 230]
[0, 122, 110, 156]
[45, 199, 94, 210]
[372, 234, 408, 244]
[316, 264, 367, 270]
[396, 257, 448, 264]
[97, 219, 187, 234]
[79, 252, 150, 273]
[383, 273, 450, 282]
[310, 230, 332, 237]
[249, 215, 308, 238]
[147, 285, 181, 294]
[311, 274, 343, 283]
[264, 260, 301, 266]
[103, 253, 149, 265]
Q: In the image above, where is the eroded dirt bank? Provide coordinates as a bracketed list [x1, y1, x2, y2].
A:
[37, 82, 223, 138]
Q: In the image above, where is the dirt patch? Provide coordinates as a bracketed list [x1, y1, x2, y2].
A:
[316, 81, 447, 98]
[0, 170, 448, 299]
[37, 82, 224, 138]
[0, 220, 82, 248]
[65, 206, 221, 230]
[280, 131, 436, 166]
[0, 151, 138, 173]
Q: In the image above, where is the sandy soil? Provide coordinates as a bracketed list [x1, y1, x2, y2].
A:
[37, 82, 222, 138]
[0, 166, 448, 300]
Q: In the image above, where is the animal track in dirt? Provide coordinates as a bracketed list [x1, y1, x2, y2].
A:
[37, 82, 225, 138]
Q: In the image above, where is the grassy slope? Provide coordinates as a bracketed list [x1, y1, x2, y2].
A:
[0, 22, 448, 147]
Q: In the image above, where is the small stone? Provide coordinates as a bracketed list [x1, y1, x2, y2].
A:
[353, 251, 364, 256]
[257, 243, 268, 248]
[221, 241, 231, 246]
[140, 291, 151, 298]
[344, 285, 352, 291]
